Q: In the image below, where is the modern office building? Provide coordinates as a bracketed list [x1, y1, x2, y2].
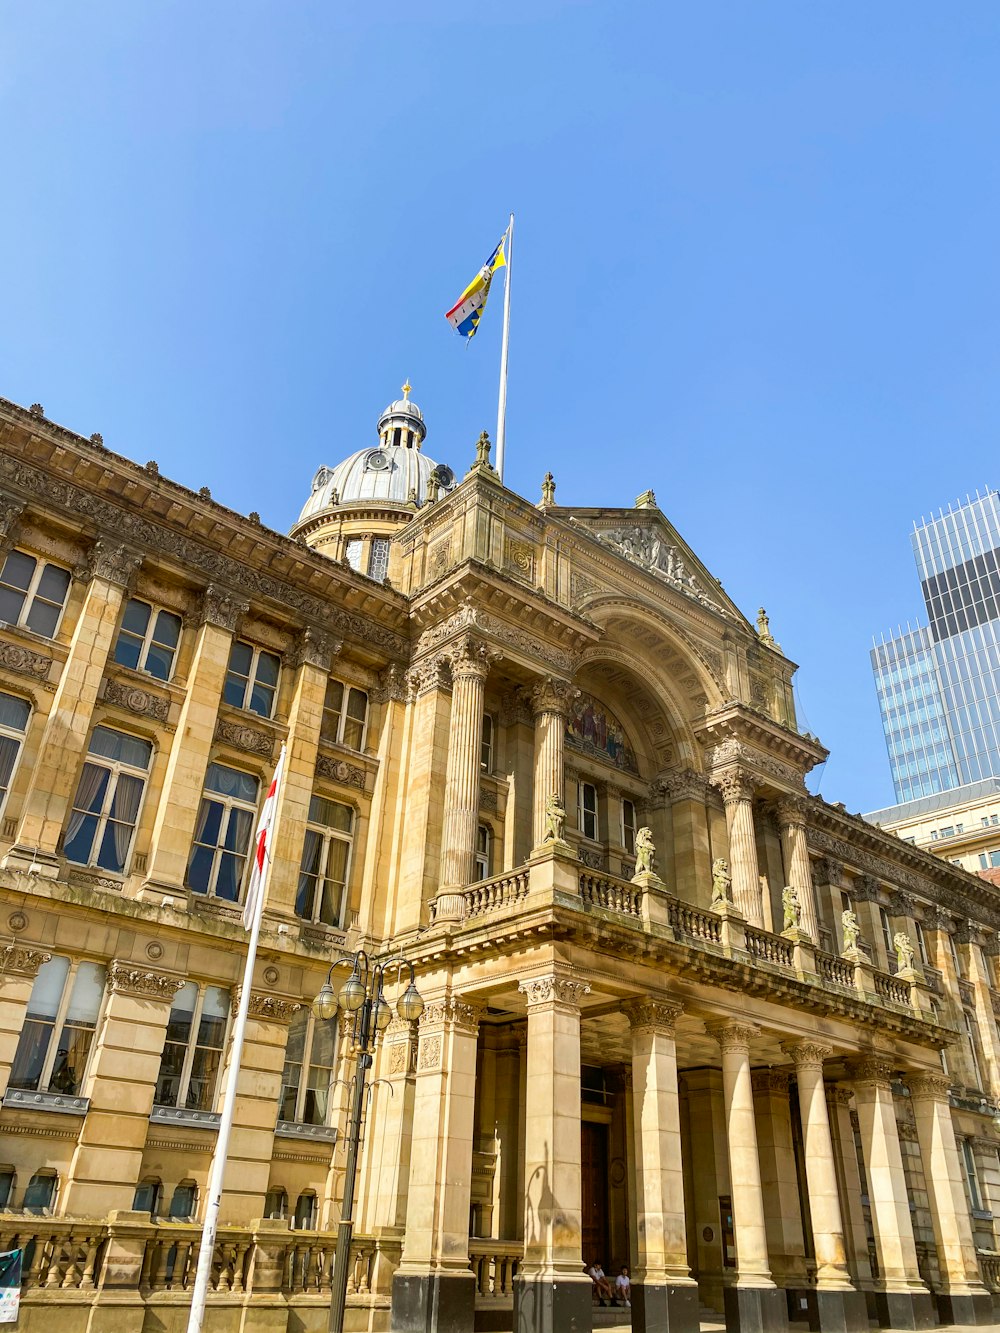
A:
[3, 392, 1000, 1333]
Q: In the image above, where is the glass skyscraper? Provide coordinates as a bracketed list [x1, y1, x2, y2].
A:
[872, 490, 1000, 803]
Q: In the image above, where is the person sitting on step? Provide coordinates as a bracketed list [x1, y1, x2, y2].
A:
[587, 1260, 613, 1305]
[614, 1265, 631, 1307]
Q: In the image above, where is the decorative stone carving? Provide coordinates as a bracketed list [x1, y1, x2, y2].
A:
[570, 569, 602, 606]
[651, 768, 710, 804]
[215, 717, 274, 759]
[407, 653, 451, 697]
[705, 739, 805, 792]
[814, 857, 844, 888]
[886, 890, 915, 918]
[0, 496, 24, 547]
[776, 795, 807, 828]
[199, 586, 250, 634]
[418, 1035, 442, 1070]
[503, 536, 535, 582]
[518, 976, 591, 1009]
[448, 634, 501, 680]
[920, 905, 953, 933]
[781, 1040, 833, 1070]
[6, 911, 27, 933]
[85, 541, 143, 590]
[591, 524, 727, 614]
[315, 754, 366, 790]
[782, 885, 801, 932]
[893, 932, 915, 972]
[577, 846, 604, 870]
[145, 942, 164, 961]
[711, 858, 733, 907]
[634, 827, 655, 875]
[906, 1072, 952, 1102]
[847, 1057, 894, 1089]
[0, 944, 51, 978]
[107, 960, 185, 1001]
[621, 997, 682, 1031]
[104, 678, 170, 723]
[242, 992, 302, 1025]
[853, 875, 882, 902]
[0, 641, 52, 681]
[751, 1068, 792, 1095]
[419, 997, 483, 1034]
[479, 786, 498, 814]
[713, 767, 755, 804]
[542, 792, 566, 843]
[707, 1020, 760, 1051]
[291, 627, 341, 673]
[530, 675, 580, 717]
[825, 1085, 854, 1108]
[499, 689, 533, 727]
[841, 908, 860, 954]
[372, 663, 408, 704]
[954, 919, 979, 947]
[540, 472, 556, 507]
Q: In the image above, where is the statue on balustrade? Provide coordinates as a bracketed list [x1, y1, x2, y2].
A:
[893, 931, 915, 973]
[711, 858, 732, 907]
[781, 884, 801, 932]
[841, 907, 860, 955]
[543, 792, 566, 843]
[634, 826, 655, 875]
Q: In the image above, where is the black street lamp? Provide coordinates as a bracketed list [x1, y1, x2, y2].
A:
[313, 951, 424, 1333]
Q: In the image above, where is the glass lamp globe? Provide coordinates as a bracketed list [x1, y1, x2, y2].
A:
[397, 981, 424, 1023]
[375, 996, 392, 1031]
[341, 971, 366, 1013]
[312, 983, 338, 1022]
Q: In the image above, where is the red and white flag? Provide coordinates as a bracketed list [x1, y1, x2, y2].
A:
[243, 744, 286, 931]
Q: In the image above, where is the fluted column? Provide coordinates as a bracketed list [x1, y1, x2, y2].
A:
[776, 796, 817, 940]
[907, 1071, 992, 1326]
[715, 769, 764, 926]
[848, 1058, 932, 1330]
[529, 676, 579, 848]
[622, 998, 698, 1333]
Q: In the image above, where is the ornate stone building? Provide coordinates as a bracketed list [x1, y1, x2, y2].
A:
[0, 389, 999, 1332]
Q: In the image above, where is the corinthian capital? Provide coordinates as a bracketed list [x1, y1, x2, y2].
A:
[419, 996, 485, 1034]
[519, 975, 590, 1010]
[781, 1040, 833, 1071]
[198, 585, 250, 634]
[775, 794, 808, 829]
[290, 627, 341, 672]
[713, 767, 755, 804]
[846, 1057, 894, 1090]
[448, 634, 501, 681]
[529, 675, 580, 718]
[906, 1071, 952, 1103]
[621, 997, 683, 1032]
[652, 768, 709, 804]
[706, 1019, 760, 1052]
[0, 944, 52, 978]
[84, 541, 143, 591]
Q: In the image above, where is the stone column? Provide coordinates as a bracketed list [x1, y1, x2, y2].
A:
[435, 636, 498, 919]
[824, 1087, 874, 1289]
[906, 1072, 992, 1326]
[775, 796, 818, 940]
[750, 1069, 807, 1288]
[783, 1043, 867, 1332]
[391, 996, 483, 1333]
[708, 1020, 787, 1331]
[848, 1058, 932, 1330]
[141, 587, 247, 897]
[714, 770, 764, 927]
[658, 770, 711, 905]
[494, 1030, 523, 1240]
[622, 998, 698, 1333]
[0, 944, 51, 1097]
[9, 542, 142, 869]
[515, 973, 592, 1333]
[529, 677, 578, 848]
[62, 962, 184, 1215]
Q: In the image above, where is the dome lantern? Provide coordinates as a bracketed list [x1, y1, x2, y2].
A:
[376, 379, 426, 451]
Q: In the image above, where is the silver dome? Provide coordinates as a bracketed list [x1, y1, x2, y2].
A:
[297, 446, 456, 524]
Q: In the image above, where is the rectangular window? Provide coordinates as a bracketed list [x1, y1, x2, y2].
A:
[474, 824, 491, 880]
[64, 727, 152, 874]
[579, 781, 598, 841]
[321, 679, 369, 751]
[480, 713, 494, 772]
[279, 1009, 337, 1126]
[344, 539, 363, 572]
[367, 537, 390, 582]
[878, 907, 894, 970]
[621, 799, 637, 855]
[154, 982, 230, 1111]
[0, 550, 71, 638]
[114, 598, 182, 681]
[0, 691, 30, 816]
[914, 920, 929, 967]
[224, 640, 280, 718]
[295, 794, 353, 927]
[965, 1012, 984, 1090]
[186, 763, 260, 901]
[962, 1138, 983, 1211]
[9, 956, 105, 1096]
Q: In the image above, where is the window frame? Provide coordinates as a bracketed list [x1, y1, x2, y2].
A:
[22, 1170, 58, 1216]
[279, 1009, 338, 1128]
[154, 981, 232, 1113]
[223, 640, 281, 719]
[63, 726, 152, 875]
[294, 794, 355, 928]
[367, 537, 390, 582]
[961, 1138, 983, 1211]
[8, 955, 106, 1097]
[186, 763, 260, 902]
[578, 781, 599, 842]
[113, 597, 183, 681]
[621, 798, 637, 856]
[0, 549, 71, 639]
[474, 823, 491, 881]
[964, 1011, 985, 1091]
[321, 678, 369, 752]
[480, 713, 495, 773]
[0, 690, 30, 819]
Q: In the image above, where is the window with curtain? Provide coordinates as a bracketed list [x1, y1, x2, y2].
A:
[279, 1008, 338, 1126]
[474, 824, 491, 881]
[114, 598, 182, 680]
[480, 714, 494, 772]
[321, 679, 368, 750]
[0, 549, 71, 638]
[63, 726, 152, 874]
[295, 795, 353, 927]
[223, 640, 280, 718]
[9, 955, 106, 1097]
[154, 982, 230, 1111]
[578, 781, 599, 841]
[0, 691, 30, 816]
[186, 763, 260, 901]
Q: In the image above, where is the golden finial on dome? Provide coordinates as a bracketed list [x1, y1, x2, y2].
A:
[402, 380, 412, 401]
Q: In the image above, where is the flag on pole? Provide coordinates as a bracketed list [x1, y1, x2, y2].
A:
[445, 234, 507, 339]
[242, 744, 286, 930]
[0, 1249, 22, 1324]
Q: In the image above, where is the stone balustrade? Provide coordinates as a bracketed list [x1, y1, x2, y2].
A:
[743, 924, 795, 968]
[577, 870, 643, 917]
[670, 900, 723, 945]
[462, 867, 530, 920]
[816, 949, 855, 989]
[468, 1238, 522, 1300]
[873, 970, 911, 1007]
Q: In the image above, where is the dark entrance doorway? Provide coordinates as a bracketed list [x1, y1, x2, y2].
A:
[582, 1120, 609, 1270]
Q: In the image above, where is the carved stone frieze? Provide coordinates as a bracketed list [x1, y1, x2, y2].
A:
[0, 944, 52, 978]
[0, 641, 52, 681]
[529, 675, 580, 718]
[781, 1040, 833, 1071]
[589, 523, 729, 616]
[518, 976, 591, 1010]
[906, 1072, 952, 1102]
[706, 1020, 760, 1052]
[315, 754, 366, 790]
[290, 627, 341, 673]
[419, 996, 484, 1034]
[621, 997, 683, 1032]
[478, 612, 578, 675]
[233, 988, 302, 1025]
[706, 739, 805, 791]
[104, 678, 170, 724]
[570, 569, 602, 606]
[215, 717, 274, 759]
[107, 960, 185, 1001]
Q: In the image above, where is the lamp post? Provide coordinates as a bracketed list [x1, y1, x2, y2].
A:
[313, 951, 423, 1333]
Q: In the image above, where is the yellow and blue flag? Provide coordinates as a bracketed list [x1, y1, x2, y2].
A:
[445, 235, 507, 339]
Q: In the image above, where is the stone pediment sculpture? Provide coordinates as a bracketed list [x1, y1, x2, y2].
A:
[591, 523, 728, 616]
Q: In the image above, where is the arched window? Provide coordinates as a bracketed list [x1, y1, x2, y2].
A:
[169, 1180, 198, 1221]
[133, 1177, 162, 1216]
[23, 1170, 57, 1214]
[264, 1186, 287, 1220]
[292, 1191, 317, 1230]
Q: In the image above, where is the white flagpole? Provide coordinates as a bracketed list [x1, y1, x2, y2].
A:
[494, 212, 514, 482]
[185, 743, 285, 1333]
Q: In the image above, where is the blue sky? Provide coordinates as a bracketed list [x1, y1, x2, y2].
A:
[2, 2, 999, 813]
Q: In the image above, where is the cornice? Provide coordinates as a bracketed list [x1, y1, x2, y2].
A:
[694, 704, 828, 775]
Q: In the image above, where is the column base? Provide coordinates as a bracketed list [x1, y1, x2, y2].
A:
[934, 1289, 995, 1326]
[390, 1268, 476, 1333]
[514, 1272, 593, 1333]
[633, 1281, 699, 1333]
[872, 1288, 936, 1330]
[723, 1285, 788, 1332]
[785, 1287, 869, 1333]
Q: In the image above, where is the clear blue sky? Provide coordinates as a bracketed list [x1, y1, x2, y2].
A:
[3, 3, 999, 814]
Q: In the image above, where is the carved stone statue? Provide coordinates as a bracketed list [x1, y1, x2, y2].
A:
[634, 827, 655, 875]
[781, 885, 801, 932]
[540, 472, 556, 506]
[474, 431, 493, 469]
[543, 792, 565, 843]
[711, 858, 732, 906]
[893, 931, 915, 972]
[841, 908, 860, 954]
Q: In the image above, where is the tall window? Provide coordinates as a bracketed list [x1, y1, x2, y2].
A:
[951, 933, 966, 978]
[367, 537, 390, 582]
[344, 539, 363, 572]
[293, 1191, 317, 1230]
[0, 550, 71, 637]
[264, 1187, 287, 1220]
[961, 1138, 983, 1211]
[878, 907, 894, 970]
[64, 727, 152, 873]
[578, 781, 598, 841]
[154, 983, 230, 1112]
[321, 680, 368, 751]
[186, 764, 260, 901]
[0, 691, 30, 815]
[964, 1011, 985, 1091]
[913, 920, 929, 967]
[0, 1168, 13, 1209]
[23, 1171, 57, 1214]
[114, 599, 182, 680]
[480, 714, 494, 772]
[133, 1178, 162, 1215]
[474, 824, 491, 880]
[279, 1009, 337, 1126]
[9, 955, 105, 1097]
[295, 795, 353, 927]
[621, 799, 637, 855]
[224, 641, 280, 718]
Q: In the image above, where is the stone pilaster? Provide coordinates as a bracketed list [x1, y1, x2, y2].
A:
[714, 769, 764, 927]
[776, 795, 818, 940]
[359, 1016, 418, 1234]
[515, 974, 592, 1333]
[622, 998, 698, 1333]
[656, 769, 711, 906]
[529, 676, 579, 849]
[750, 1068, 807, 1288]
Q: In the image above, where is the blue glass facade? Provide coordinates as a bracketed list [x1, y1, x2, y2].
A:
[872, 491, 1000, 802]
